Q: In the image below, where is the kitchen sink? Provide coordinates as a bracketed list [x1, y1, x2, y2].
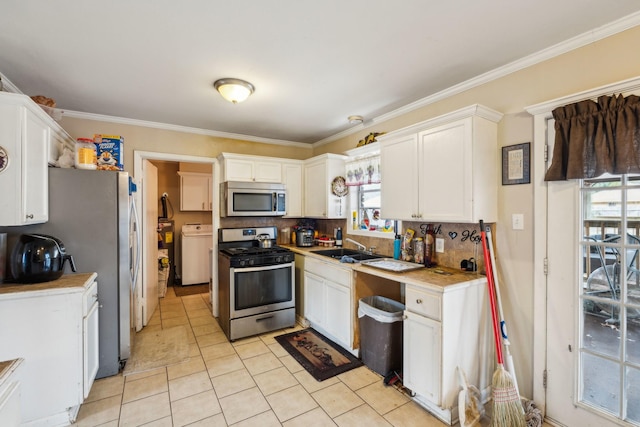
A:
[311, 248, 386, 261]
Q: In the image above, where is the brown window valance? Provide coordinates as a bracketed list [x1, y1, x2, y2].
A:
[545, 94, 640, 181]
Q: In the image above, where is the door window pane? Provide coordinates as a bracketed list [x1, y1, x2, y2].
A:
[581, 352, 620, 415]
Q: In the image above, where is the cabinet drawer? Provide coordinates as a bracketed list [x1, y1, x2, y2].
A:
[405, 286, 441, 321]
[305, 257, 351, 287]
[83, 281, 99, 315]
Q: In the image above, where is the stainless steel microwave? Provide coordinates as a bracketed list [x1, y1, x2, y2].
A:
[220, 181, 286, 217]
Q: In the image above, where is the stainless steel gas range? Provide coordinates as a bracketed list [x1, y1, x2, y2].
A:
[217, 226, 295, 341]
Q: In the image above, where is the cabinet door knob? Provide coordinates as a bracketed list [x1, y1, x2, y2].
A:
[26, 214, 34, 219]
[416, 298, 423, 304]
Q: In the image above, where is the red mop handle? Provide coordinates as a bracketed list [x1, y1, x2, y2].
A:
[480, 223, 503, 365]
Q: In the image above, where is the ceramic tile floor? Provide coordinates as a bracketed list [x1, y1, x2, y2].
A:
[72, 287, 540, 427]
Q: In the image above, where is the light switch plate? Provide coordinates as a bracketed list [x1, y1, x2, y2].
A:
[435, 238, 444, 253]
[512, 213, 524, 230]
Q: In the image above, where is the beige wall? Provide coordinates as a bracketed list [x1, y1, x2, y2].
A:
[56, 25, 640, 399]
[58, 118, 313, 176]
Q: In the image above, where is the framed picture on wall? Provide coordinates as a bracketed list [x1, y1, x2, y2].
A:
[502, 142, 530, 185]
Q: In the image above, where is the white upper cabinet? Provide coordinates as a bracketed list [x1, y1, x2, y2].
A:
[0, 93, 73, 225]
[380, 105, 502, 223]
[303, 153, 348, 219]
[380, 134, 420, 221]
[281, 160, 303, 217]
[218, 152, 304, 217]
[219, 153, 282, 183]
[178, 171, 212, 211]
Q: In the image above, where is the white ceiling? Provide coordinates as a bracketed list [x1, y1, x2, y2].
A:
[1, 1, 640, 145]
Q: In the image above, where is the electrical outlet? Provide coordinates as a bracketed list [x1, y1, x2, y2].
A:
[435, 238, 444, 253]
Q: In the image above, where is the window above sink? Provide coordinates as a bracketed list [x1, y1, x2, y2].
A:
[343, 144, 398, 241]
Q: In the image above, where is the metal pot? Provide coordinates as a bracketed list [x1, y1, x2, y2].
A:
[10, 234, 77, 283]
[257, 233, 273, 249]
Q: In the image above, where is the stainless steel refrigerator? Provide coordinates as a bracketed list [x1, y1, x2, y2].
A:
[10, 167, 138, 378]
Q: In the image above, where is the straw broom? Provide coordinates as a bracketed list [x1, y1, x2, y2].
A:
[480, 221, 526, 427]
[485, 225, 520, 400]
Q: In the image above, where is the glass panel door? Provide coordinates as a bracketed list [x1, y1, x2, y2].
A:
[580, 174, 640, 423]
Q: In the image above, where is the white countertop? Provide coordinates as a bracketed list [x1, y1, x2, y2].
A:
[0, 273, 97, 300]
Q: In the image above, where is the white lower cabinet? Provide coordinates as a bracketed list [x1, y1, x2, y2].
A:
[0, 359, 23, 427]
[324, 279, 350, 348]
[83, 295, 100, 398]
[303, 271, 325, 326]
[402, 281, 493, 425]
[303, 257, 353, 352]
[403, 310, 442, 404]
[0, 273, 99, 426]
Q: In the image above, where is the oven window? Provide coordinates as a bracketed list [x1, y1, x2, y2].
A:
[233, 192, 273, 212]
[234, 265, 292, 310]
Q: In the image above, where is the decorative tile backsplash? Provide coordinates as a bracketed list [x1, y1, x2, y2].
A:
[219, 217, 492, 274]
[316, 219, 491, 273]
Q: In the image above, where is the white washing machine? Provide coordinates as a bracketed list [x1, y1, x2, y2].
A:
[181, 224, 213, 285]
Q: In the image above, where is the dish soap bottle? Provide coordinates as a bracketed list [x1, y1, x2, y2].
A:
[336, 227, 343, 247]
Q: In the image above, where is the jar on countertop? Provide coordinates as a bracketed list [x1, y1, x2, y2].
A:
[414, 237, 425, 264]
[75, 137, 97, 170]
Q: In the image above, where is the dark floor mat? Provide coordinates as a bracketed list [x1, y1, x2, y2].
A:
[275, 328, 363, 381]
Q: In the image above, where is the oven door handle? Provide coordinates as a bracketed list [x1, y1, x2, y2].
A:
[230, 262, 293, 274]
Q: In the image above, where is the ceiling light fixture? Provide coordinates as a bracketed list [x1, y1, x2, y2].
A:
[348, 115, 364, 124]
[213, 78, 255, 104]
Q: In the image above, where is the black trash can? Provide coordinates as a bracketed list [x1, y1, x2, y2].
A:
[358, 296, 405, 376]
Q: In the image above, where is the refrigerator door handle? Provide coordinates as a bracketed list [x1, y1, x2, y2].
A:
[130, 195, 141, 292]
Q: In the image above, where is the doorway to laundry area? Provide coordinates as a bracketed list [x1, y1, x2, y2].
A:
[133, 151, 217, 332]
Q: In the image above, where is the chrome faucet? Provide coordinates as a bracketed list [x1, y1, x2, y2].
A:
[345, 238, 367, 252]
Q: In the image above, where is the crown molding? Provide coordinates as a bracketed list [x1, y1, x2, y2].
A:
[62, 110, 310, 148]
[0, 71, 22, 94]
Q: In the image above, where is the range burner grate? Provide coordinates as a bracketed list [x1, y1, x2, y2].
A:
[222, 245, 290, 256]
